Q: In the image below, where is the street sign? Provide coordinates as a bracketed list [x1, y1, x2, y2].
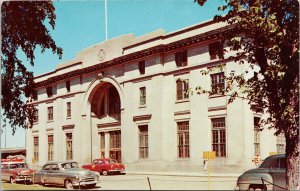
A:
[203, 151, 216, 159]
[32, 158, 35, 164]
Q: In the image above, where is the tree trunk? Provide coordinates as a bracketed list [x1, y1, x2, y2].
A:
[286, 135, 299, 190]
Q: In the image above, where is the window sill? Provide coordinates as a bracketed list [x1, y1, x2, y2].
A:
[175, 99, 189, 104]
[139, 105, 146, 108]
[209, 94, 225, 99]
[47, 120, 54, 123]
[66, 117, 71, 120]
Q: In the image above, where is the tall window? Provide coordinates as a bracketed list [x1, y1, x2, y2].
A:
[110, 131, 121, 162]
[67, 102, 71, 118]
[46, 87, 52, 97]
[175, 50, 188, 67]
[66, 81, 70, 92]
[254, 117, 260, 156]
[66, 133, 73, 160]
[176, 79, 189, 100]
[33, 137, 39, 162]
[100, 133, 105, 158]
[138, 60, 145, 75]
[48, 135, 54, 161]
[276, 133, 286, 154]
[140, 87, 146, 106]
[32, 90, 38, 101]
[212, 118, 226, 157]
[34, 109, 39, 123]
[211, 72, 225, 94]
[177, 121, 190, 158]
[139, 125, 148, 159]
[209, 42, 223, 60]
[48, 106, 53, 121]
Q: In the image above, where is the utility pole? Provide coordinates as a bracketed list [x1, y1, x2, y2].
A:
[105, 0, 108, 40]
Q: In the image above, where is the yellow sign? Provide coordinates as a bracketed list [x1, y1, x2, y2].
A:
[269, 152, 277, 156]
[32, 158, 36, 164]
[203, 151, 216, 159]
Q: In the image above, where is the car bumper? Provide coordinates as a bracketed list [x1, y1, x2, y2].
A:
[109, 169, 125, 172]
[75, 180, 99, 186]
[16, 176, 32, 182]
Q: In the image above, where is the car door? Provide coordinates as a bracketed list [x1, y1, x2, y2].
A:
[48, 164, 61, 185]
[41, 164, 52, 184]
[269, 157, 287, 190]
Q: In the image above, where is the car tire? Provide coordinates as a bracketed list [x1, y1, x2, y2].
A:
[102, 170, 108, 176]
[10, 177, 16, 184]
[65, 179, 73, 189]
[87, 183, 96, 189]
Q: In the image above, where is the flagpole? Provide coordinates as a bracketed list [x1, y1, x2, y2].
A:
[105, 0, 108, 41]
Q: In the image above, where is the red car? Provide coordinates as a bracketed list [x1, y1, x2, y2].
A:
[1, 161, 35, 183]
[82, 158, 125, 175]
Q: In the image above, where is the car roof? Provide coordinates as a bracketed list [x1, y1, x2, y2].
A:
[1, 162, 26, 165]
[43, 161, 78, 165]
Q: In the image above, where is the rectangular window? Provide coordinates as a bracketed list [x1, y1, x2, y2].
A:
[100, 133, 105, 158]
[209, 42, 223, 60]
[32, 90, 38, 101]
[34, 109, 39, 123]
[46, 87, 52, 98]
[67, 102, 71, 118]
[48, 106, 53, 121]
[66, 81, 70, 92]
[177, 121, 190, 158]
[33, 137, 39, 162]
[176, 79, 189, 100]
[212, 118, 226, 157]
[175, 50, 188, 67]
[254, 117, 260, 156]
[211, 72, 225, 94]
[48, 135, 54, 161]
[109, 131, 121, 162]
[276, 133, 286, 154]
[138, 60, 145, 75]
[66, 133, 73, 160]
[139, 125, 148, 159]
[140, 87, 146, 106]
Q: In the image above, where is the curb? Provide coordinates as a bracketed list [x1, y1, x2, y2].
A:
[125, 171, 240, 178]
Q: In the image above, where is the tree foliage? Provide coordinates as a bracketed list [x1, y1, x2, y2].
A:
[1, 1, 62, 134]
[195, 0, 299, 189]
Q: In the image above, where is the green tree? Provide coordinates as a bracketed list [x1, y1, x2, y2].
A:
[1, 1, 62, 134]
[195, 0, 299, 189]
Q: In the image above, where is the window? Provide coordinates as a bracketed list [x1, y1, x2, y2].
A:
[209, 42, 223, 60]
[109, 131, 121, 162]
[33, 109, 39, 123]
[139, 125, 148, 159]
[176, 79, 189, 100]
[175, 50, 188, 67]
[100, 133, 105, 158]
[177, 121, 190, 158]
[138, 60, 145, 75]
[46, 87, 52, 97]
[66, 133, 73, 160]
[140, 87, 146, 106]
[48, 106, 53, 121]
[34, 137, 39, 161]
[254, 117, 261, 156]
[276, 133, 286, 154]
[210, 72, 225, 94]
[212, 118, 226, 157]
[66, 81, 70, 92]
[67, 102, 71, 118]
[48, 135, 54, 161]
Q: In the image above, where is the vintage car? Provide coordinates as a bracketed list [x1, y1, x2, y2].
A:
[1, 161, 35, 183]
[82, 158, 125, 175]
[235, 154, 286, 191]
[33, 161, 100, 189]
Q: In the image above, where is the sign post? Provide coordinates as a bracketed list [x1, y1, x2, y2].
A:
[203, 151, 216, 190]
[32, 158, 35, 185]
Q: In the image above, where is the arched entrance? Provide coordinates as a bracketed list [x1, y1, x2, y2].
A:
[90, 81, 122, 162]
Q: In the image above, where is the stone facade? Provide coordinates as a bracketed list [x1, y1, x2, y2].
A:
[26, 20, 283, 174]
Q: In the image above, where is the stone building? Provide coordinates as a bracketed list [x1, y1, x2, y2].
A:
[26, 20, 285, 174]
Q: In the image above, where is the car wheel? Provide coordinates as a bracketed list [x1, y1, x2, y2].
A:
[87, 183, 96, 189]
[102, 170, 108, 176]
[65, 179, 73, 189]
[10, 177, 16, 184]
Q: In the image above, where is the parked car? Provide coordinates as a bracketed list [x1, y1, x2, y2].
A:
[235, 154, 286, 191]
[82, 158, 125, 175]
[33, 161, 100, 189]
[1, 161, 35, 183]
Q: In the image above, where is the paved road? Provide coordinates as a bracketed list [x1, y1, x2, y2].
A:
[96, 174, 237, 190]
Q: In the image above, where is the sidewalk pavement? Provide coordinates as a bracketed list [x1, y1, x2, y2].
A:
[125, 171, 240, 178]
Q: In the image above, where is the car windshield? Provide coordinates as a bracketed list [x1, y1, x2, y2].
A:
[61, 162, 78, 169]
[10, 163, 28, 169]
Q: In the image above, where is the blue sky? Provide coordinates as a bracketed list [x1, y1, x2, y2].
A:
[1, 0, 223, 148]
